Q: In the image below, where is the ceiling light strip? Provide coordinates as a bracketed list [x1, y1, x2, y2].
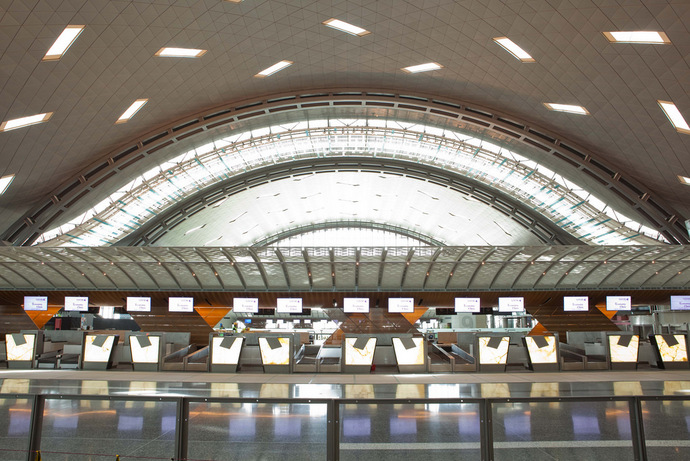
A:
[43, 25, 85, 61]
[603, 31, 671, 44]
[255, 61, 293, 77]
[323, 18, 370, 36]
[493, 37, 535, 62]
[155, 47, 207, 58]
[402, 62, 443, 73]
[0, 113, 53, 132]
[658, 100, 690, 134]
[116, 99, 149, 124]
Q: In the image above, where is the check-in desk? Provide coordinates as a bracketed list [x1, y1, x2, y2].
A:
[294, 344, 320, 372]
[607, 333, 639, 370]
[476, 335, 510, 372]
[209, 334, 244, 373]
[428, 343, 454, 372]
[524, 335, 560, 372]
[317, 346, 341, 372]
[436, 343, 476, 372]
[82, 333, 119, 370]
[342, 336, 377, 373]
[5, 331, 42, 369]
[392, 336, 426, 373]
[258, 335, 292, 373]
[649, 334, 689, 369]
[128, 333, 163, 371]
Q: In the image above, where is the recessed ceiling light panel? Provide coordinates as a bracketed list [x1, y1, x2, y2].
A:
[255, 60, 293, 77]
[0, 112, 53, 132]
[116, 99, 149, 124]
[402, 62, 443, 73]
[677, 175, 690, 185]
[658, 100, 690, 134]
[155, 47, 207, 58]
[323, 18, 370, 36]
[0, 175, 15, 195]
[603, 31, 671, 44]
[493, 37, 535, 62]
[543, 103, 589, 115]
[43, 25, 85, 61]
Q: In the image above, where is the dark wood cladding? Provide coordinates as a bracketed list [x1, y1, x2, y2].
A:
[0, 305, 37, 338]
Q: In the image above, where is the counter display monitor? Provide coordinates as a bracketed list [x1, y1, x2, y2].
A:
[5, 333, 36, 361]
[392, 337, 425, 365]
[233, 297, 259, 314]
[64, 296, 89, 312]
[670, 296, 690, 311]
[211, 336, 244, 365]
[344, 337, 377, 365]
[126, 297, 151, 312]
[498, 297, 524, 313]
[388, 297, 414, 313]
[344, 298, 370, 313]
[608, 335, 639, 363]
[129, 335, 160, 363]
[455, 297, 481, 313]
[606, 296, 631, 311]
[83, 334, 116, 363]
[168, 297, 194, 313]
[258, 337, 290, 365]
[478, 336, 510, 365]
[654, 334, 688, 362]
[524, 336, 558, 364]
[563, 296, 589, 312]
[23, 296, 47, 311]
[276, 298, 302, 313]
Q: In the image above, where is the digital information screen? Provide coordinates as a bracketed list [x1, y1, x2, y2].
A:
[654, 334, 688, 362]
[524, 336, 558, 364]
[276, 298, 302, 313]
[344, 298, 370, 313]
[388, 298, 414, 313]
[258, 337, 290, 365]
[83, 335, 116, 363]
[233, 298, 259, 313]
[24, 296, 47, 311]
[606, 296, 631, 311]
[64, 296, 89, 312]
[211, 337, 244, 365]
[5, 333, 36, 361]
[127, 297, 151, 312]
[670, 296, 690, 311]
[478, 337, 510, 365]
[608, 335, 639, 363]
[498, 297, 524, 313]
[563, 296, 589, 312]
[455, 297, 481, 313]
[392, 337, 425, 365]
[168, 297, 194, 313]
[130, 335, 160, 363]
[344, 338, 377, 365]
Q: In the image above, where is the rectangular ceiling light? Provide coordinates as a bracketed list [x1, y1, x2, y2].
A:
[155, 47, 207, 58]
[255, 60, 293, 77]
[493, 37, 535, 62]
[603, 31, 671, 44]
[0, 112, 53, 132]
[116, 99, 149, 124]
[43, 25, 85, 61]
[323, 18, 370, 36]
[677, 175, 690, 185]
[658, 100, 690, 134]
[0, 175, 15, 195]
[543, 103, 590, 115]
[402, 62, 443, 73]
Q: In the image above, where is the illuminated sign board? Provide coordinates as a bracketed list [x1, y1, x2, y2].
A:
[276, 298, 302, 313]
[344, 337, 377, 365]
[478, 336, 510, 364]
[392, 337, 425, 365]
[670, 296, 690, 311]
[233, 298, 259, 313]
[344, 298, 370, 313]
[258, 337, 290, 365]
[24, 296, 47, 311]
[455, 297, 481, 313]
[211, 337, 244, 365]
[388, 298, 414, 313]
[608, 335, 639, 363]
[83, 335, 116, 362]
[524, 336, 558, 364]
[168, 297, 194, 313]
[64, 296, 89, 312]
[130, 335, 160, 363]
[126, 297, 151, 312]
[498, 297, 523, 313]
[563, 296, 588, 312]
[606, 296, 631, 311]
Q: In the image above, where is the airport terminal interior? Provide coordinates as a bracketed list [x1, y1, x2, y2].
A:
[2, 0, 690, 459]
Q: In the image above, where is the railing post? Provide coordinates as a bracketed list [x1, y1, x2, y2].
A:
[480, 398, 493, 461]
[175, 397, 189, 461]
[27, 395, 45, 461]
[327, 399, 339, 461]
[629, 397, 647, 461]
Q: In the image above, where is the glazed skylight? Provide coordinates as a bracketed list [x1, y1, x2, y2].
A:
[35, 118, 666, 246]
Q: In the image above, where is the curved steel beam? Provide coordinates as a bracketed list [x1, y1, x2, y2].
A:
[5, 89, 686, 245]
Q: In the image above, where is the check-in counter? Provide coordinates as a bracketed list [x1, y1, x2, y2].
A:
[392, 336, 426, 373]
[128, 333, 163, 371]
[342, 336, 377, 373]
[82, 333, 119, 370]
[317, 346, 341, 372]
[294, 344, 320, 373]
[649, 334, 689, 369]
[436, 343, 476, 372]
[607, 333, 639, 370]
[209, 335, 244, 373]
[258, 335, 292, 373]
[524, 335, 559, 372]
[476, 335, 510, 372]
[428, 343, 454, 373]
[5, 331, 42, 369]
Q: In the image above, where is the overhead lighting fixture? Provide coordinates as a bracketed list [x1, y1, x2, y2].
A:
[493, 37, 535, 62]
[255, 60, 293, 78]
[154, 47, 207, 58]
[402, 62, 443, 73]
[42, 25, 85, 61]
[658, 100, 690, 134]
[677, 175, 690, 186]
[543, 103, 590, 115]
[116, 99, 148, 124]
[603, 31, 671, 44]
[225, 0, 244, 2]
[0, 112, 53, 132]
[323, 18, 370, 36]
[0, 175, 15, 195]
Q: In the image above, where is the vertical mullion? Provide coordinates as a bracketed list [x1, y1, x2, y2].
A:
[629, 397, 647, 461]
[327, 399, 340, 461]
[480, 398, 493, 461]
[27, 395, 45, 461]
[175, 397, 189, 461]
